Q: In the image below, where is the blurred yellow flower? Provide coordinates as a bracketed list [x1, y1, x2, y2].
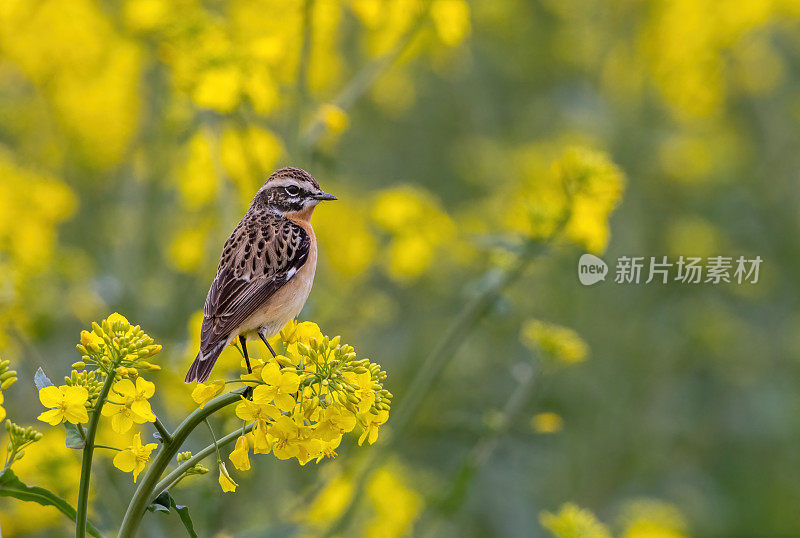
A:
[177, 130, 218, 210]
[619, 499, 688, 538]
[168, 227, 208, 274]
[430, 0, 471, 47]
[193, 65, 242, 113]
[113, 433, 157, 482]
[191, 380, 226, 408]
[532, 412, 563, 434]
[0, 391, 5, 422]
[540, 503, 611, 538]
[364, 465, 422, 538]
[37, 385, 89, 425]
[319, 103, 350, 134]
[521, 319, 589, 365]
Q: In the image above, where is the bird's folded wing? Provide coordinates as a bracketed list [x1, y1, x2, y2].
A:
[199, 214, 310, 358]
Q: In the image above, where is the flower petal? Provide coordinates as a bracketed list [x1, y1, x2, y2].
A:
[38, 408, 64, 426]
[38, 386, 63, 408]
[135, 377, 155, 399]
[113, 449, 136, 473]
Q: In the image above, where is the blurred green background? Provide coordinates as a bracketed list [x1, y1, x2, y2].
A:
[1, 0, 800, 536]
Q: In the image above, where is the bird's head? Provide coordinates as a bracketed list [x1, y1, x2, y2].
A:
[252, 167, 336, 219]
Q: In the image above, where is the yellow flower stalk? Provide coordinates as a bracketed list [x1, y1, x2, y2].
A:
[113, 433, 158, 483]
[37, 385, 89, 425]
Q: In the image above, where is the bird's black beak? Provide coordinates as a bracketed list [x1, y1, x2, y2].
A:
[314, 191, 337, 201]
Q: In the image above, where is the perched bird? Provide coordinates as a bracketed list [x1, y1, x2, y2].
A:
[185, 167, 336, 383]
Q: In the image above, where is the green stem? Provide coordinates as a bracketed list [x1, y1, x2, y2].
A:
[152, 418, 172, 444]
[117, 389, 244, 538]
[301, 1, 432, 148]
[76, 371, 116, 538]
[203, 419, 221, 462]
[151, 423, 255, 502]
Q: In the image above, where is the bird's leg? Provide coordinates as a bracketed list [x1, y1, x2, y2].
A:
[258, 329, 278, 358]
[239, 334, 252, 373]
[240, 335, 254, 399]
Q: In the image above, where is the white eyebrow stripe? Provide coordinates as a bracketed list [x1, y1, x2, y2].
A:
[267, 178, 314, 189]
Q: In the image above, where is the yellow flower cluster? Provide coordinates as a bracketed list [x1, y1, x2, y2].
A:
[192, 321, 391, 484]
[503, 146, 625, 254]
[372, 187, 457, 281]
[36, 313, 163, 481]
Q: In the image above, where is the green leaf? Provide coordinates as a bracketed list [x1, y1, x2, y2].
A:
[0, 468, 103, 537]
[171, 498, 198, 538]
[147, 491, 197, 537]
[65, 423, 86, 449]
[147, 490, 171, 513]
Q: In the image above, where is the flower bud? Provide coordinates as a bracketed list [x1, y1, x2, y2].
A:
[0, 378, 16, 390]
[0, 370, 16, 381]
[72, 362, 86, 370]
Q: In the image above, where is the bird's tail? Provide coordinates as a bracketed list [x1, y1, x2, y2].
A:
[184, 340, 228, 383]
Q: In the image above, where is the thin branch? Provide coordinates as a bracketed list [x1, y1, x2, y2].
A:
[301, 1, 432, 148]
[151, 422, 256, 502]
[153, 418, 172, 444]
[117, 389, 246, 538]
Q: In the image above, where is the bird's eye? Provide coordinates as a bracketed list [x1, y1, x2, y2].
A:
[284, 185, 300, 196]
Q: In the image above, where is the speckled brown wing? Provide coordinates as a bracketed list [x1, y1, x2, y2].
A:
[185, 211, 310, 382]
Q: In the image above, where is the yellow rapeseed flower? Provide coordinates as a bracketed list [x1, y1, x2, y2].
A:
[259, 362, 301, 412]
[113, 433, 157, 482]
[247, 419, 272, 455]
[344, 371, 376, 414]
[191, 380, 226, 408]
[114, 377, 156, 418]
[101, 378, 156, 433]
[0, 391, 5, 422]
[358, 410, 389, 446]
[37, 385, 89, 425]
[235, 391, 280, 423]
[268, 415, 301, 460]
[229, 435, 250, 471]
[218, 462, 238, 493]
